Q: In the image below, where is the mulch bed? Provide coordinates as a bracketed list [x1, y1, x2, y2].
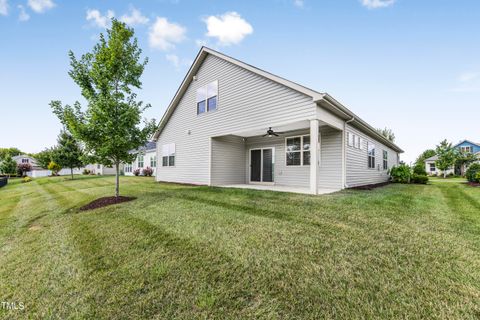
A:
[80, 196, 136, 211]
[350, 182, 391, 190]
[466, 182, 480, 187]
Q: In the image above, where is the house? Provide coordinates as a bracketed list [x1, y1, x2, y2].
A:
[152, 47, 403, 195]
[13, 155, 85, 177]
[124, 141, 157, 176]
[425, 140, 480, 176]
[85, 164, 122, 175]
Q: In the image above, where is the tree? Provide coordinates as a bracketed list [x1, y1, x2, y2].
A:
[35, 148, 56, 169]
[52, 130, 84, 179]
[435, 140, 457, 178]
[0, 156, 17, 177]
[376, 127, 395, 142]
[0, 148, 22, 159]
[455, 151, 477, 177]
[51, 19, 156, 197]
[414, 149, 436, 172]
[17, 163, 32, 177]
[48, 161, 62, 176]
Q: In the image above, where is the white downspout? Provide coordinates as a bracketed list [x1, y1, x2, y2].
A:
[343, 116, 355, 189]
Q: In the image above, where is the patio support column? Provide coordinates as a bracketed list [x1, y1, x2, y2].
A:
[310, 119, 319, 195]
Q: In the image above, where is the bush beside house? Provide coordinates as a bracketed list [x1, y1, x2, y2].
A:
[390, 163, 429, 185]
[466, 163, 480, 183]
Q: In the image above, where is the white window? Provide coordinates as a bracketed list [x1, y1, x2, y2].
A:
[368, 142, 376, 169]
[347, 132, 362, 149]
[150, 155, 157, 168]
[383, 150, 388, 170]
[347, 132, 354, 147]
[162, 143, 176, 167]
[22, 158, 29, 163]
[460, 146, 473, 153]
[196, 81, 218, 114]
[429, 163, 436, 172]
[97, 164, 101, 169]
[286, 135, 310, 166]
[137, 155, 144, 168]
[125, 163, 132, 173]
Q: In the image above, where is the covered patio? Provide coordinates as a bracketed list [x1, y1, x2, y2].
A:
[210, 118, 344, 195]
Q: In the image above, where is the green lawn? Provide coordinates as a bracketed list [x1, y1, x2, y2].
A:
[1, 176, 479, 319]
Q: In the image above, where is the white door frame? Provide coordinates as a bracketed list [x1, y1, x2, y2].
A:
[249, 147, 275, 185]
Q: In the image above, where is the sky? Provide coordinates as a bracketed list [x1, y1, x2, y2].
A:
[0, 0, 479, 164]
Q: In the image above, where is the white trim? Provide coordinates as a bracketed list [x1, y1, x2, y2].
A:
[248, 147, 275, 185]
[310, 119, 319, 195]
[208, 137, 212, 186]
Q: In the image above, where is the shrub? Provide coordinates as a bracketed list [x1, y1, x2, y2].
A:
[475, 172, 480, 183]
[466, 163, 480, 182]
[142, 167, 153, 177]
[389, 164, 411, 183]
[22, 176, 32, 183]
[133, 168, 141, 176]
[17, 163, 32, 177]
[47, 161, 61, 176]
[82, 169, 91, 175]
[411, 174, 429, 184]
[413, 163, 426, 176]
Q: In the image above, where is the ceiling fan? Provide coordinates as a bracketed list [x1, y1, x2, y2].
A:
[262, 127, 285, 137]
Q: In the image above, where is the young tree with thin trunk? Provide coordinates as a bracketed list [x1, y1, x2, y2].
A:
[51, 19, 155, 197]
[0, 155, 17, 177]
[435, 140, 457, 178]
[53, 130, 84, 180]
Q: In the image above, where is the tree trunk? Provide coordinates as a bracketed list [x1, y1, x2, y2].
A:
[115, 162, 120, 197]
[443, 171, 447, 179]
[71, 168, 74, 180]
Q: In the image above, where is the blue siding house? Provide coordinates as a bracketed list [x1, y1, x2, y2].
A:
[425, 140, 480, 176]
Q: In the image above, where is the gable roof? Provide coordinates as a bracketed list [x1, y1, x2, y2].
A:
[453, 140, 480, 148]
[153, 46, 403, 153]
[425, 155, 438, 162]
[130, 141, 156, 154]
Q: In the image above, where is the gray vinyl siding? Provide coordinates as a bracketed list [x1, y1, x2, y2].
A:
[318, 129, 343, 189]
[346, 124, 398, 187]
[245, 129, 310, 188]
[156, 54, 316, 185]
[211, 136, 246, 185]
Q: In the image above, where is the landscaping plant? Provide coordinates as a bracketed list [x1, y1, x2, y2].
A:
[51, 19, 156, 197]
[133, 168, 140, 176]
[414, 149, 436, 172]
[0, 155, 17, 177]
[142, 167, 153, 177]
[48, 161, 62, 176]
[389, 163, 411, 183]
[435, 140, 457, 178]
[466, 163, 480, 182]
[17, 163, 32, 177]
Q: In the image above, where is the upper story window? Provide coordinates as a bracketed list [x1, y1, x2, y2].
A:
[286, 135, 310, 166]
[196, 81, 218, 114]
[21, 158, 29, 163]
[347, 132, 362, 150]
[150, 155, 157, 168]
[137, 155, 144, 168]
[383, 150, 388, 170]
[460, 146, 473, 153]
[368, 142, 376, 169]
[162, 143, 175, 167]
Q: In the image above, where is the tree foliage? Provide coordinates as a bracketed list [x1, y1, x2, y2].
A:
[414, 149, 436, 171]
[0, 156, 17, 176]
[435, 140, 457, 178]
[52, 130, 84, 179]
[50, 19, 156, 196]
[0, 148, 22, 159]
[47, 161, 62, 175]
[455, 151, 477, 176]
[34, 148, 57, 169]
[376, 127, 396, 142]
[17, 163, 32, 177]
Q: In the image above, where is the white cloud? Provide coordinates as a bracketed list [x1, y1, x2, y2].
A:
[294, 0, 304, 8]
[195, 39, 208, 47]
[204, 12, 253, 46]
[86, 9, 114, 28]
[0, 0, 8, 16]
[27, 0, 55, 13]
[451, 71, 480, 93]
[148, 17, 186, 51]
[361, 0, 395, 9]
[120, 7, 149, 26]
[165, 54, 192, 68]
[18, 5, 30, 21]
[458, 72, 480, 83]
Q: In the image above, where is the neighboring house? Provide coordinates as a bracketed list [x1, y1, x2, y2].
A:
[152, 47, 403, 195]
[12, 155, 84, 177]
[85, 164, 123, 175]
[425, 140, 480, 176]
[124, 141, 157, 176]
